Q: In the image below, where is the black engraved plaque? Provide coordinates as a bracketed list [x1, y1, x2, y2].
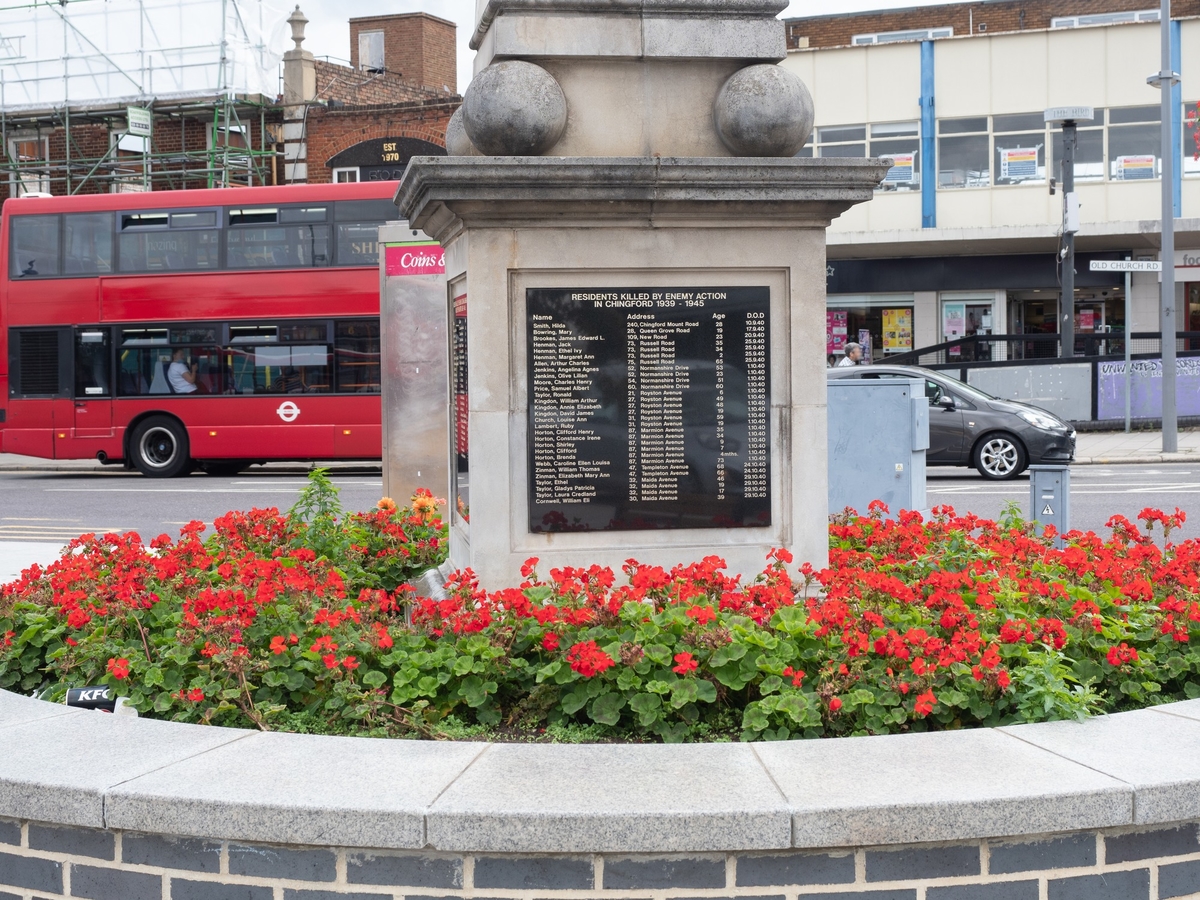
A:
[527, 286, 770, 532]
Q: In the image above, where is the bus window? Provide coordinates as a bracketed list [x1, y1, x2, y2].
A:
[225, 341, 330, 394]
[10, 215, 60, 278]
[226, 222, 331, 269]
[118, 328, 222, 395]
[335, 320, 380, 392]
[64, 214, 114, 275]
[118, 212, 219, 272]
[333, 199, 394, 266]
[74, 329, 111, 397]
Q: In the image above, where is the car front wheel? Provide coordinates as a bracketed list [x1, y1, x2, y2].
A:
[973, 433, 1027, 480]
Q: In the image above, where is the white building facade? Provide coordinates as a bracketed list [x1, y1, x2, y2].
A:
[780, 13, 1200, 362]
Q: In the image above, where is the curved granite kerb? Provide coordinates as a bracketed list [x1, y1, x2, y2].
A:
[3, 687, 1200, 853]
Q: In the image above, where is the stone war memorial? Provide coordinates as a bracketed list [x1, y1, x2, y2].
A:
[7, 2, 1200, 899]
[395, 0, 888, 586]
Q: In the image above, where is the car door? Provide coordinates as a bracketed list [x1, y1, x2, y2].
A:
[924, 379, 964, 462]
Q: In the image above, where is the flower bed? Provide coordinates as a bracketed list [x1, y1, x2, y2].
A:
[1, 473, 1198, 742]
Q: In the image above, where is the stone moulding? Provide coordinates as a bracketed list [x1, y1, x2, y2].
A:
[394, 156, 892, 242]
[470, 0, 790, 50]
[4, 687, 1200, 854]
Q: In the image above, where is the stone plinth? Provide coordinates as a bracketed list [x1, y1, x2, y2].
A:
[397, 156, 888, 587]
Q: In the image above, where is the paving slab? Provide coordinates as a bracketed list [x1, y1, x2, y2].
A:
[0, 709, 251, 828]
[426, 743, 790, 852]
[1146, 698, 1200, 722]
[0, 689, 78, 729]
[1000, 708, 1200, 825]
[106, 731, 487, 849]
[0, 541, 65, 585]
[753, 727, 1131, 849]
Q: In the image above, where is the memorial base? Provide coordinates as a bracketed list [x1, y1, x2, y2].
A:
[397, 157, 887, 587]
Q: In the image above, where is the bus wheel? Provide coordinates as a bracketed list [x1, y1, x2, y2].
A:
[130, 416, 190, 478]
[201, 460, 250, 477]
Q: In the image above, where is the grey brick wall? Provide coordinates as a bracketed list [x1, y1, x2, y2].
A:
[0, 818, 1198, 900]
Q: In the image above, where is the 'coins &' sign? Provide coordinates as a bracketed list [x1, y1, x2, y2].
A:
[385, 242, 445, 276]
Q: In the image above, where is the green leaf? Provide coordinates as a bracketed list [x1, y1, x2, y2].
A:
[629, 692, 662, 727]
[461, 675, 494, 708]
[1185, 681, 1200, 699]
[670, 679, 698, 709]
[695, 680, 718, 704]
[589, 692, 625, 726]
[561, 686, 589, 715]
[363, 670, 387, 689]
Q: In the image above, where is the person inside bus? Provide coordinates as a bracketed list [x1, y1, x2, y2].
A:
[167, 348, 199, 394]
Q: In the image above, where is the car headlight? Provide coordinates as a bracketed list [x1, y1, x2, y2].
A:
[1017, 409, 1064, 431]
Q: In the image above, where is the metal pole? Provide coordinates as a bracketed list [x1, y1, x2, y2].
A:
[1160, 0, 1178, 451]
[1125, 261, 1132, 433]
[1061, 121, 1076, 358]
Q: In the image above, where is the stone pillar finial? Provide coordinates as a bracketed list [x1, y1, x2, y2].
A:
[287, 6, 309, 52]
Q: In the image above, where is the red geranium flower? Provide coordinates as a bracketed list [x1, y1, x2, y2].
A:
[566, 640, 615, 677]
[673, 652, 698, 675]
[106, 657, 130, 680]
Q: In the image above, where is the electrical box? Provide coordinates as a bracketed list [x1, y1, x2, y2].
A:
[1029, 464, 1071, 546]
[828, 377, 928, 515]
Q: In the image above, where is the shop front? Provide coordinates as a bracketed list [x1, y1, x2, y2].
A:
[827, 252, 1124, 360]
[825, 294, 914, 365]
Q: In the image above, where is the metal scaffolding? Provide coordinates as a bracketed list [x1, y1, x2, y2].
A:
[0, 0, 289, 192]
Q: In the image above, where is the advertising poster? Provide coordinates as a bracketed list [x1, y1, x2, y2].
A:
[1077, 309, 1095, 332]
[858, 328, 873, 365]
[1118, 155, 1156, 180]
[882, 308, 913, 353]
[1000, 147, 1038, 180]
[826, 310, 848, 356]
[883, 152, 916, 184]
[943, 301, 965, 356]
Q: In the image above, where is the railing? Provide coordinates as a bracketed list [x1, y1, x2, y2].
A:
[884, 332, 1200, 368]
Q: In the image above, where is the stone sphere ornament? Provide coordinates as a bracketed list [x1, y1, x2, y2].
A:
[713, 64, 815, 157]
[445, 107, 481, 157]
[462, 61, 568, 156]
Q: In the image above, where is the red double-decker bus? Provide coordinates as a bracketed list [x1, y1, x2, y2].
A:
[0, 181, 397, 476]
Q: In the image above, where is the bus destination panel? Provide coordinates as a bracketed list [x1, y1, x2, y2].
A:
[526, 286, 770, 533]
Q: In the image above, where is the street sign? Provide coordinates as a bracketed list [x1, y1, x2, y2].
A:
[1045, 106, 1095, 124]
[126, 106, 152, 137]
[1089, 259, 1161, 272]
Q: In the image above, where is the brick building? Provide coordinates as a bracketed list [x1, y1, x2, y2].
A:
[279, 8, 459, 187]
[785, 0, 1200, 50]
[0, 7, 460, 198]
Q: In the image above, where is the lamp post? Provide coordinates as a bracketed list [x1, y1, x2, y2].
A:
[1147, 0, 1179, 453]
[1045, 106, 1094, 359]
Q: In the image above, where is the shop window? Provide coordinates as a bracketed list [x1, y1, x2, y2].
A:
[1108, 106, 1160, 180]
[992, 113, 1045, 186]
[938, 118, 989, 188]
[826, 297, 914, 365]
[871, 122, 919, 190]
[333, 167, 360, 183]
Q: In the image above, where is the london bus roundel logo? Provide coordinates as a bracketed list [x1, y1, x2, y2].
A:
[276, 401, 301, 423]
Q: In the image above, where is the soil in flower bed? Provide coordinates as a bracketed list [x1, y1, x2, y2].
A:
[2, 472, 1198, 743]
